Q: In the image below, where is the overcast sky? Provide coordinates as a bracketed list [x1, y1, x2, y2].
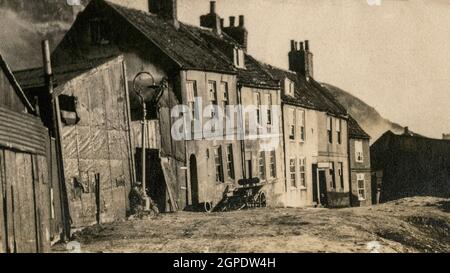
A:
[115, 0, 450, 138]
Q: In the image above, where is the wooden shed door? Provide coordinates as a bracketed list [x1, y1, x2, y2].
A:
[0, 150, 39, 253]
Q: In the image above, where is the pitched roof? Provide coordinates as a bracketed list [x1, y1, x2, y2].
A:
[373, 130, 450, 151]
[264, 65, 348, 116]
[237, 55, 280, 89]
[182, 25, 279, 89]
[102, 0, 236, 73]
[0, 54, 35, 113]
[348, 116, 370, 139]
[13, 57, 117, 90]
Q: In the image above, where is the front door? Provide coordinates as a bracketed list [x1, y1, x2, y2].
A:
[189, 155, 199, 205]
[245, 159, 252, 179]
[318, 170, 328, 206]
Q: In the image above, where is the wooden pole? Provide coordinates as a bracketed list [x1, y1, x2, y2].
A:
[95, 173, 101, 225]
[42, 40, 70, 241]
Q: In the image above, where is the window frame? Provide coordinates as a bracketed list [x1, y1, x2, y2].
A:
[330, 162, 336, 190]
[299, 157, 306, 188]
[357, 173, 366, 201]
[355, 140, 364, 163]
[234, 48, 245, 68]
[258, 151, 266, 181]
[269, 150, 276, 178]
[338, 162, 344, 190]
[208, 80, 218, 105]
[284, 78, 295, 96]
[214, 146, 224, 183]
[186, 80, 197, 119]
[336, 119, 342, 144]
[289, 158, 297, 188]
[255, 93, 261, 126]
[289, 108, 296, 140]
[220, 81, 229, 108]
[225, 144, 235, 180]
[327, 116, 333, 144]
[299, 110, 306, 142]
[266, 94, 273, 126]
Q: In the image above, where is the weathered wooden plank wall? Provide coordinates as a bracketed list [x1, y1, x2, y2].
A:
[0, 149, 53, 253]
[131, 120, 161, 150]
[56, 57, 133, 227]
[49, 138, 63, 244]
[0, 65, 28, 113]
[0, 150, 5, 253]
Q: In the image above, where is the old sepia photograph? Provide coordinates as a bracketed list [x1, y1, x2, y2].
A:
[0, 0, 448, 260]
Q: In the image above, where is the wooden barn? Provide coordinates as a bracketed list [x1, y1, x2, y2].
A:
[14, 55, 135, 228]
[371, 130, 450, 202]
[0, 54, 63, 253]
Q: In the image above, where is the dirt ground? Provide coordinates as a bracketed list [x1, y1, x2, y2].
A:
[55, 197, 450, 253]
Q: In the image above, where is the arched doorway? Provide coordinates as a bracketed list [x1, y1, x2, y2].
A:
[189, 154, 199, 205]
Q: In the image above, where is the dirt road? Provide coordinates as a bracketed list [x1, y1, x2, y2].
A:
[58, 197, 450, 253]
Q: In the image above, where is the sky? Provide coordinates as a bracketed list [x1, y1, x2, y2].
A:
[77, 0, 450, 138]
[0, 0, 447, 138]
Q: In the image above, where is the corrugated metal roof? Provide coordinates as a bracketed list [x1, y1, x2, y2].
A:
[0, 106, 48, 155]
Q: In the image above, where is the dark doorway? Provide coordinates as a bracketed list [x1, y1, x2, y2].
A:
[135, 148, 166, 212]
[312, 164, 318, 204]
[245, 159, 252, 179]
[318, 170, 328, 206]
[189, 154, 199, 205]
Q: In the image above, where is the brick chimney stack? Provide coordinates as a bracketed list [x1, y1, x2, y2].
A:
[200, 1, 222, 35]
[239, 15, 244, 27]
[403, 127, 414, 136]
[288, 39, 314, 79]
[229, 16, 236, 27]
[148, 0, 179, 28]
[223, 15, 248, 50]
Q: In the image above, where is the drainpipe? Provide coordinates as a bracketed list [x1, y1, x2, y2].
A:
[42, 40, 70, 241]
[347, 134, 353, 207]
[280, 101, 288, 206]
[237, 84, 246, 179]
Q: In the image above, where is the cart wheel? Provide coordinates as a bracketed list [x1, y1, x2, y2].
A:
[204, 202, 213, 213]
[259, 192, 267, 208]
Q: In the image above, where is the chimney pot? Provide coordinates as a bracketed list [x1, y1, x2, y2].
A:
[290, 40, 295, 51]
[299, 42, 304, 51]
[220, 18, 224, 28]
[229, 16, 235, 27]
[148, 0, 178, 27]
[404, 127, 410, 135]
[239, 15, 244, 27]
[210, 1, 216, 14]
[305, 40, 310, 51]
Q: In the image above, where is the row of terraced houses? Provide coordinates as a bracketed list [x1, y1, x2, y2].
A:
[1, 0, 373, 252]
